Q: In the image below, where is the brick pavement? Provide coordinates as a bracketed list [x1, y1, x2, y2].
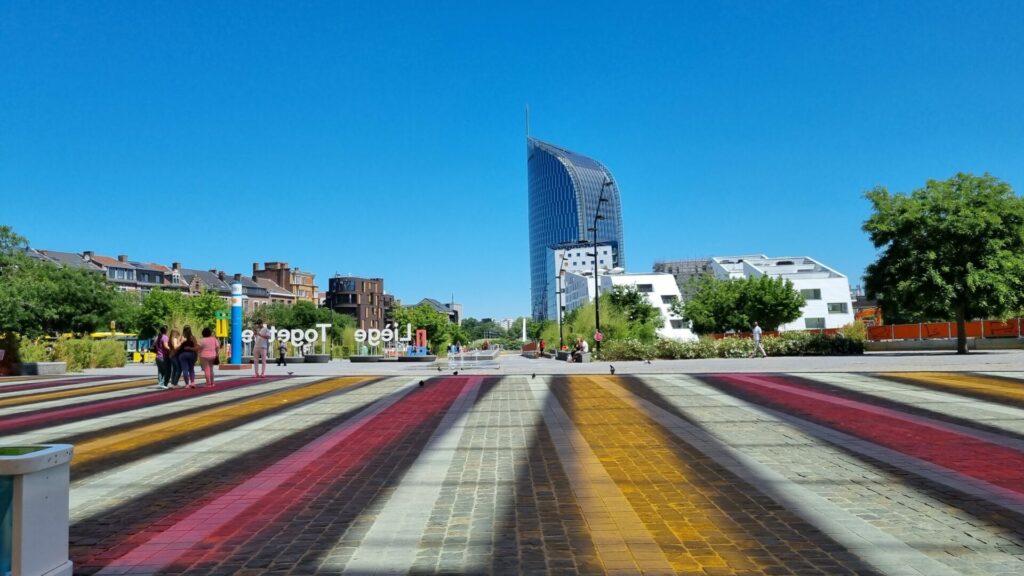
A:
[2, 370, 1024, 575]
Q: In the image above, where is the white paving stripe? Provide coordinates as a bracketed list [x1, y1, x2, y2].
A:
[338, 377, 482, 574]
[801, 372, 1024, 439]
[529, 378, 675, 575]
[0, 376, 308, 445]
[70, 377, 413, 524]
[614, 376, 962, 576]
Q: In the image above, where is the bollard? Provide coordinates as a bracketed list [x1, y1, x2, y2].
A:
[0, 445, 74, 576]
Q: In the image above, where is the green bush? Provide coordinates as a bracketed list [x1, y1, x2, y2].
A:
[54, 339, 93, 372]
[599, 339, 656, 361]
[601, 332, 864, 361]
[17, 338, 51, 362]
[91, 339, 126, 368]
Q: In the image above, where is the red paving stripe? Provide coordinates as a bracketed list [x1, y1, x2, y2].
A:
[0, 376, 282, 435]
[714, 374, 1024, 499]
[95, 376, 482, 575]
[0, 375, 129, 394]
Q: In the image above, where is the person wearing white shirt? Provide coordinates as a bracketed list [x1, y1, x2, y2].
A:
[750, 321, 767, 358]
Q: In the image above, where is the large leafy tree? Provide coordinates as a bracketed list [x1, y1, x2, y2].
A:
[0, 226, 122, 337]
[390, 303, 451, 353]
[863, 173, 1024, 353]
[674, 275, 803, 334]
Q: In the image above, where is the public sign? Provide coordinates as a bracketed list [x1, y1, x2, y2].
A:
[215, 311, 229, 337]
[594, 331, 604, 342]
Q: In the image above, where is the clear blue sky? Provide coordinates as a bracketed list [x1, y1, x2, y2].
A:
[2, 1, 1022, 319]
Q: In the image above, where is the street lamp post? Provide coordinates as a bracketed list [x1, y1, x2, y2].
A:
[590, 179, 613, 354]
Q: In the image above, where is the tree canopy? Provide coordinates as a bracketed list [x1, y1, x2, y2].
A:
[0, 227, 122, 337]
[863, 172, 1024, 353]
[674, 275, 804, 334]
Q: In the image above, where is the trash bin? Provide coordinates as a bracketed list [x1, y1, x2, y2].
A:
[0, 445, 74, 576]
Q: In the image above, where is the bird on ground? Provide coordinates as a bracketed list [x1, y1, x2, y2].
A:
[645, 360, 652, 365]
[609, 365, 616, 375]
[453, 371, 459, 376]
[436, 366, 442, 372]
[531, 373, 536, 379]
[419, 380, 424, 387]
[287, 371, 294, 375]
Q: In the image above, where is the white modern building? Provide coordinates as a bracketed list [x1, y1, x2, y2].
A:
[555, 270, 696, 341]
[710, 255, 855, 331]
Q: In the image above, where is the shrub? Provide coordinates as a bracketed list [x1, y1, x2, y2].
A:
[91, 340, 126, 368]
[600, 339, 656, 361]
[17, 337, 52, 362]
[54, 339, 93, 372]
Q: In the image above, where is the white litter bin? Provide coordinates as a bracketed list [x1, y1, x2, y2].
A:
[0, 445, 74, 576]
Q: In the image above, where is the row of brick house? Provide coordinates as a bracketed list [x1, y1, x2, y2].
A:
[24, 248, 319, 315]
[25, 248, 464, 331]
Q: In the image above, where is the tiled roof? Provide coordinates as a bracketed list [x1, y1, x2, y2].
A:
[37, 250, 102, 271]
[181, 269, 233, 293]
[89, 255, 136, 269]
[255, 277, 296, 298]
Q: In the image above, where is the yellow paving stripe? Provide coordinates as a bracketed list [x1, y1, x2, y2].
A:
[0, 378, 155, 408]
[72, 376, 372, 468]
[559, 375, 851, 574]
[879, 372, 1024, 404]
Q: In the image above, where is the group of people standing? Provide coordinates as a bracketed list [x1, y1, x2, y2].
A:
[153, 325, 221, 389]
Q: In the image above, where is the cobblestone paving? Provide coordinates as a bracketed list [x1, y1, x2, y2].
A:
[2, 370, 1023, 575]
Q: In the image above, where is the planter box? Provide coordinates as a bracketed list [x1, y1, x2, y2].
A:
[16, 362, 67, 376]
[304, 354, 330, 364]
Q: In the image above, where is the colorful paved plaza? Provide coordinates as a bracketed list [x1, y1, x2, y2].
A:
[3, 368, 1024, 575]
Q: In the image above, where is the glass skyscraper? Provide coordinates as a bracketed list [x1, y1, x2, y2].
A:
[528, 137, 625, 320]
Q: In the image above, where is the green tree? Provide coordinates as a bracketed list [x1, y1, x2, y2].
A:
[735, 276, 804, 331]
[675, 275, 803, 334]
[391, 303, 451, 353]
[863, 173, 1024, 353]
[674, 275, 745, 334]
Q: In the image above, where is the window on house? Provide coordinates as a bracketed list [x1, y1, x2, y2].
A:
[800, 288, 822, 300]
[661, 295, 677, 304]
[827, 302, 849, 314]
[805, 317, 826, 329]
[637, 284, 653, 293]
[670, 319, 685, 329]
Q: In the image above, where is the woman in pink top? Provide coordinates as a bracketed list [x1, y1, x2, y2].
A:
[199, 327, 220, 387]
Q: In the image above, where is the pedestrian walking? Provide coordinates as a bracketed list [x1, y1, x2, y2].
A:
[177, 326, 199, 388]
[199, 327, 220, 387]
[154, 326, 171, 389]
[252, 320, 270, 377]
[539, 338, 546, 357]
[168, 328, 183, 387]
[276, 339, 287, 366]
[750, 321, 767, 358]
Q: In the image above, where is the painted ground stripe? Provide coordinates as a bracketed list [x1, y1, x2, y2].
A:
[878, 371, 1024, 406]
[68, 377, 411, 527]
[558, 375, 882, 576]
[94, 377, 474, 575]
[531, 378, 675, 575]
[800, 372, 1024, 439]
[0, 375, 135, 394]
[630, 374, 970, 576]
[0, 376, 310, 445]
[0, 377, 157, 407]
[0, 374, 282, 435]
[69, 375, 375, 472]
[338, 377, 483, 573]
[715, 374, 1024, 506]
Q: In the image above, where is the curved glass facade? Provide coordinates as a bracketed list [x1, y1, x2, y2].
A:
[528, 138, 625, 320]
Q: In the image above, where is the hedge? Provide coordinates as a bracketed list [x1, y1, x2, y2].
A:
[600, 332, 864, 361]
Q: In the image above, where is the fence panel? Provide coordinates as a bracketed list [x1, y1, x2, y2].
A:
[921, 322, 950, 339]
[984, 319, 1020, 338]
[892, 324, 920, 340]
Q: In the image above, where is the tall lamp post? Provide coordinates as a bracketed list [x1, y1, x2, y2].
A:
[587, 179, 613, 353]
[556, 252, 570, 349]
